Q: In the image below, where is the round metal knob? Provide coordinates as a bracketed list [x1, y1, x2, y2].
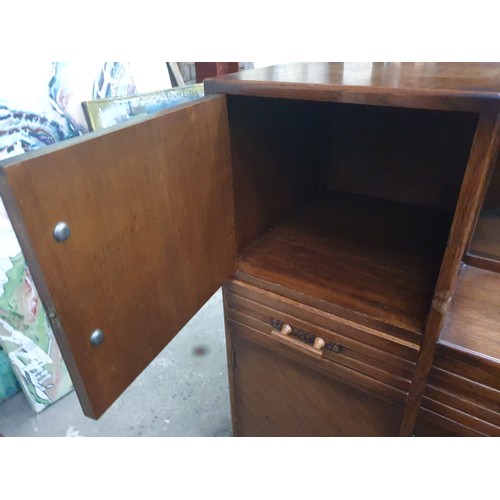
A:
[90, 329, 104, 346]
[53, 222, 71, 242]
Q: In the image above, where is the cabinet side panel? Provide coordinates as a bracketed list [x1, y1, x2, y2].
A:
[0, 96, 235, 419]
[226, 96, 330, 251]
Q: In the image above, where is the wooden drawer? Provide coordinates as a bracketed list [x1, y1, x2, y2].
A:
[223, 279, 419, 405]
[228, 324, 403, 436]
[418, 344, 500, 436]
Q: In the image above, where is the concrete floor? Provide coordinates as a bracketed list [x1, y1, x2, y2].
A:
[0, 289, 232, 437]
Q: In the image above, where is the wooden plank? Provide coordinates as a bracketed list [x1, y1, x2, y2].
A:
[222, 288, 239, 437]
[435, 343, 500, 387]
[225, 95, 329, 251]
[425, 384, 500, 426]
[468, 151, 500, 263]
[225, 304, 413, 391]
[430, 366, 500, 405]
[225, 317, 408, 405]
[224, 284, 418, 371]
[416, 407, 487, 437]
[225, 279, 420, 358]
[399, 113, 500, 435]
[237, 191, 450, 337]
[463, 253, 500, 273]
[206, 62, 500, 113]
[230, 326, 404, 436]
[421, 397, 500, 436]
[438, 266, 500, 362]
[0, 96, 235, 419]
[326, 105, 478, 212]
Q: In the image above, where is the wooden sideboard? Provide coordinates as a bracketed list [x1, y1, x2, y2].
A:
[1, 63, 499, 436]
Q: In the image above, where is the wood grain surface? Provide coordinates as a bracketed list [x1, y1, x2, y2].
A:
[468, 152, 500, 265]
[416, 406, 491, 436]
[229, 325, 403, 436]
[224, 280, 419, 404]
[225, 280, 420, 363]
[225, 95, 329, 251]
[237, 191, 451, 337]
[423, 347, 500, 436]
[326, 104, 477, 211]
[421, 362, 500, 436]
[0, 96, 235, 419]
[439, 265, 500, 361]
[2, 62, 498, 435]
[206, 62, 500, 112]
[399, 112, 500, 435]
[413, 415, 463, 437]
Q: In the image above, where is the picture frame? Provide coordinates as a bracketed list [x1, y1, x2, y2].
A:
[82, 84, 205, 131]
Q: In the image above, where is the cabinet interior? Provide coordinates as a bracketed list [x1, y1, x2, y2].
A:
[468, 157, 500, 268]
[439, 265, 500, 361]
[446, 128, 500, 361]
[226, 95, 478, 338]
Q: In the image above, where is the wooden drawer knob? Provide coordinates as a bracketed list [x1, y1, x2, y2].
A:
[270, 321, 324, 358]
[313, 337, 326, 350]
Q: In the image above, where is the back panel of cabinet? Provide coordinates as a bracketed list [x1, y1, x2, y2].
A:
[326, 104, 478, 212]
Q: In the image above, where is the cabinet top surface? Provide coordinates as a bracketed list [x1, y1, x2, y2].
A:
[209, 62, 500, 112]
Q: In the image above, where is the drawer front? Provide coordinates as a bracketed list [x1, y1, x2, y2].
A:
[419, 347, 500, 436]
[224, 280, 419, 404]
[229, 325, 403, 436]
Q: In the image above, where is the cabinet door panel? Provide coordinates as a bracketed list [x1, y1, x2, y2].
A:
[230, 329, 403, 436]
[0, 96, 235, 419]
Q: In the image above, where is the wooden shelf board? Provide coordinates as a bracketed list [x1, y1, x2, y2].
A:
[439, 265, 500, 362]
[236, 191, 451, 337]
[469, 210, 500, 261]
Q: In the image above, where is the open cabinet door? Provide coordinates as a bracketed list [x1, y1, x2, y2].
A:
[0, 95, 235, 419]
